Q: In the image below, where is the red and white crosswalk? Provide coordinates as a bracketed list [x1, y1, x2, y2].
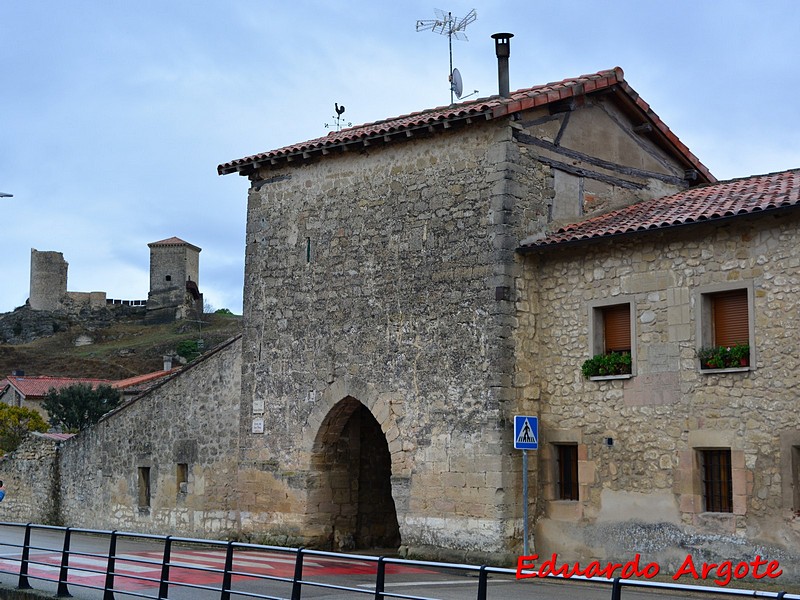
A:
[0, 549, 434, 591]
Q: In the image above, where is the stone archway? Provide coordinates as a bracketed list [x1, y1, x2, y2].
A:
[308, 396, 401, 551]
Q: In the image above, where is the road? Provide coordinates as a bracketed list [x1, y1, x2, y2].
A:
[0, 524, 788, 600]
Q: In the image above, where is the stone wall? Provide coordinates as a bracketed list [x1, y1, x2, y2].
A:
[28, 249, 67, 312]
[239, 124, 524, 559]
[236, 94, 693, 560]
[0, 434, 60, 524]
[56, 335, 242, 536]
[517, 211, 800, 579]
[146, 243, 202, 324]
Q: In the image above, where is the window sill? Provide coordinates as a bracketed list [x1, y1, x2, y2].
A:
[588, 374, 633, 381]
[699, 366, 751, 374]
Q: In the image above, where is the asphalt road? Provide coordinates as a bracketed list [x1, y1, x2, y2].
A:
[0, 524, 791, 600]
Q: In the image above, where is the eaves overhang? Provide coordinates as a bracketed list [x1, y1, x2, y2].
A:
[517, 168, 800, 255]
[218, 67, 714, 184]
[518, 203, 800, 256]
[217, 109, 494, 177]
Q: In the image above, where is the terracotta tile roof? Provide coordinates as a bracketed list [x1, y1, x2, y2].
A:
[218, 67, 713, 183]
[520, 168, 800, 251]
[113, 368, 181, 391]
[4, 375, 115, 399]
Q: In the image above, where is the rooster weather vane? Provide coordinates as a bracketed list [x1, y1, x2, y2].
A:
[325, 103, 351, 132]
[416, 8, 478, 104]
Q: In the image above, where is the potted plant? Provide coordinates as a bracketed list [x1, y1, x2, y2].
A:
[697, 343, 749, 369]
[581, 351, 632, 378]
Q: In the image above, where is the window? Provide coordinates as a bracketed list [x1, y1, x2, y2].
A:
[177, 463, 188, 495]
[165, 275, 172, 282]
[586, 298, 636, 377]
[697, 283, 754, 369]
[138, 467, 151, 509]
[555, 444, 579, 501]
[711, 289, 748, 347]
[601, 304, 631, 353]
[590, 299, 634, 355]
[701, 449, 732, 513]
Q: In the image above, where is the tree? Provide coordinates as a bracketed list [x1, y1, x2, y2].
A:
[43, 384, 123, 432]
[0, 404, 49, 455]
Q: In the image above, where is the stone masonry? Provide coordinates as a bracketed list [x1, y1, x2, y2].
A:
[9, 63, 788, 581]
[517, 210, 800, 579]
[55, 336, 241, 536]
[232, 79, 695, 561]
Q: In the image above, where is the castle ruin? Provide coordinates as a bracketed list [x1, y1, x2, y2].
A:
[27, 237, 202, 323]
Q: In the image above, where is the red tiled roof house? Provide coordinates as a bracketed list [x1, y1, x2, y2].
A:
[512, 167, 800, 568]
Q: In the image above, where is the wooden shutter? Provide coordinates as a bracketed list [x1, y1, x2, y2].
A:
[603, 304, 631, 353]
[557, 445, 579, 501]
[702, 449, 732, 513]
[713, 290, 749, 347]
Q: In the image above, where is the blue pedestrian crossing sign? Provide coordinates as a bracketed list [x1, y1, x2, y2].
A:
[514, 415, 538, 450]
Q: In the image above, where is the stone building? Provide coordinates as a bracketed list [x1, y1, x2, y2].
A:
[214, 49, 716, 561]
[3, 36, 800, 581]
[29, 249, 107, 311]
[515, 168, 800, 572]
[145, 237, 204, 324]
[24, 237, 202, 324]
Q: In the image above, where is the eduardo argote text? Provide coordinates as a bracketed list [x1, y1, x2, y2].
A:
[517, 553, 782, 587]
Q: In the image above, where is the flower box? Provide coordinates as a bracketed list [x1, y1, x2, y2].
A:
[581, 351, 632, 379]
[697, 343, 750, 370]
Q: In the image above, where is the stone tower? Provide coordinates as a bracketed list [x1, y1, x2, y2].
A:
[145, 237, 203, 323]
[29, 249, 68, 311]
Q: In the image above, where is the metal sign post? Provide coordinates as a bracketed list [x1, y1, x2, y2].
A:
[514, 415, 538, 556]
[522, 448, 529, 555]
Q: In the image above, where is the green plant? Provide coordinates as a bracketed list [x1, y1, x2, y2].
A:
[581, 352, 632, 378]
[43, 383, 122, 432]
[176, 339, 202, 362]
[697, 343, 750, 369]
[0, 404, 49, 453]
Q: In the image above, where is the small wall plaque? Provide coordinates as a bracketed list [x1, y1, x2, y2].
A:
[252, 400, 265, 414]
[251, 417, 265, 434]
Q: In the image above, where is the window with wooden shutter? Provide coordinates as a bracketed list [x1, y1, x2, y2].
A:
[603, 304, 631, 353]
[556, 444, 579, 501]
[712, 290, 749, 347]
[701, 449, 732, 513]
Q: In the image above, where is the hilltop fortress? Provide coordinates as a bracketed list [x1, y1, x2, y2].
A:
[27, 237, 203, 323]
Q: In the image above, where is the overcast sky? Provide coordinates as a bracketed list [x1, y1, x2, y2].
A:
[2, 1, 798, 315]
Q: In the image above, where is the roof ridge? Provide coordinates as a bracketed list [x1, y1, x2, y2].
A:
[218, 67, 677, 177]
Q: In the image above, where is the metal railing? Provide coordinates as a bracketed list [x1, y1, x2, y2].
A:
[0, 522, 797, 600]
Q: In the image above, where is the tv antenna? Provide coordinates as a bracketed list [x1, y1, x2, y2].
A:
[324, 102, 351, 132]
[416, 8, 477, 104]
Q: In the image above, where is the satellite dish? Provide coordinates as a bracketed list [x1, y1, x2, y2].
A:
[450, 68, 463, 99]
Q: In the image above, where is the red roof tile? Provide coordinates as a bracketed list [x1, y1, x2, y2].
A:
[520, 168, 800, 250]
[113, 368, 180, 391]
[218, 67, 713, 183]
[4, 376, 115, 399]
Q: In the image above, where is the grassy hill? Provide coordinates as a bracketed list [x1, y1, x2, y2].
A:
[0, 312, 242, 380]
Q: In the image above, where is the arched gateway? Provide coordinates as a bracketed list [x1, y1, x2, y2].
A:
[308, 397, 401, 551]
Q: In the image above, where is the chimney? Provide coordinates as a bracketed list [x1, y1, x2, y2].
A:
[491, 33, 514, 98]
